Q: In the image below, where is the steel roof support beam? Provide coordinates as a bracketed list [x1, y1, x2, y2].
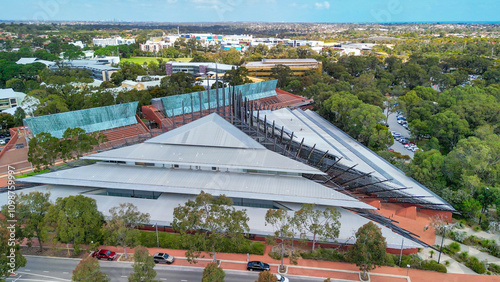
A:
[339, 171, 374, 186]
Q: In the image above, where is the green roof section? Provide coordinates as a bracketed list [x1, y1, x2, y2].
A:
[159, 80, 278, 117]
[24, 102, 139, 138]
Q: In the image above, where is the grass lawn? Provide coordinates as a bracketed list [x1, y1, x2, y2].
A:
[122, 57, 192, 65]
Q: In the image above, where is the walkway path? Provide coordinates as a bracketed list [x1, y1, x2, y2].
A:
[97, 244, 498, 282]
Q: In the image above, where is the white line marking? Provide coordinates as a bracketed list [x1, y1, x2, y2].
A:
[63, 272, 69, 274]
[15, 272, 71, 281]
[24, 269, 30, 272]
[160, 279, 167, 281]
[121, 276, 127, 278]
[42, 271, 49, 273]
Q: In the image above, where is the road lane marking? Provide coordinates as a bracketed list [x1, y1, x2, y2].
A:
[121, 276, 127, 278]
[160, 279, 167, 281]
[24, 270, 30, 272]
[42, 271, 49, 273]
[63, 272, 69, 274]
[15, 272, 70, 281]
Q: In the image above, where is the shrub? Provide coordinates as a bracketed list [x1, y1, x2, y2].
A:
[399, 254, 421, 267]
[447, 242, 461, 254]
[458, 251, 468, 262]
[384, 253, 396, 266]
[480, 219, 490, 231]
[301, 247, 346, 262]
[420, 260, 447, 273]
[480, 239, 491, 248]
[488, 263, 500, 274]
[467, 257, 486, 274]
[268, 250, 281, 261]
[452, 231, 467, 243]
[444, 260, 450, 266]
[473, 226, 481, 232]
[137, 231, 265, 255]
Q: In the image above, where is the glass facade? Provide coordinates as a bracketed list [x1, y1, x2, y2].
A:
[160, 80, 278, 117]
[24, 102, 139, 138]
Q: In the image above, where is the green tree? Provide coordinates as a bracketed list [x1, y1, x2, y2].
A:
[256, 270, 276, 282]
[429, 110, 470, 153]
[3, 191, 51, 252]
[443, 134, 500, 191]
[60, 127, 107, 160]
[224, 67, 251, 86]
[0, 224, 27, 279]
[172, 191, 249, 263]
[45, 195, 104, 254]
[294, 204, 341, 251]
[13, 107, 26, 127]
[270, 65, 294, 88]
[321, 91, 362, 130]
[35, 94, 69, 116]
[129, 246, 157, 282]
[27, 132, 60, 171]
[347, 222, 387, 279]
[407, 149, 447, 192]
[202, 262, 225, 282]
[265, 208, 298, 270]
[105, 203, 150, 259]
[219, 49, 241, 65]
[347, 104, 386, 146]
[72, 256, 109, 282]
[476, 187, 499, 223]
[0, 113, 16, 133]
[6, 78, 25, 92]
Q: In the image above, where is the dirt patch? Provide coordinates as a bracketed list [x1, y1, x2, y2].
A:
[118, 254, 133, 262]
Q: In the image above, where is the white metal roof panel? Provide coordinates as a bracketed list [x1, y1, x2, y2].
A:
[83, 143, 324, 175]
[258, 108, 451, 208]
[0, 185, 419, 249]
[21, 163, 373, 209]
[146, 113, 265, 149]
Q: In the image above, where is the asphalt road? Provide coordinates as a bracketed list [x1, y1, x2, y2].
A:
[385, 109, 414, 159]
[6, 255, 331, 282]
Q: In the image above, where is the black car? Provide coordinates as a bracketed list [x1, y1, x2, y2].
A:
[153, 252, 175, 264]
[247, 261, 270, 271]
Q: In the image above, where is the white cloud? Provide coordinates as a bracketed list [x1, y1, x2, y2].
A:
[315, 1, 330, 9]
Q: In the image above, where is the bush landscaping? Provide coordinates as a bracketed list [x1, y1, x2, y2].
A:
[138, 230, 265, 255]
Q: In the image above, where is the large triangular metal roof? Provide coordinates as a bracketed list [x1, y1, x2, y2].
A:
[146, 113, 265, 149]
[83, 143, 324, 175]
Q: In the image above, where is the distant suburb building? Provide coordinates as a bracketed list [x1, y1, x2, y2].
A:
[165, 61, 235, 76]
[244, 59, 322, 79]
[0, 88, 26, 111]
[93, 37, 136, 47]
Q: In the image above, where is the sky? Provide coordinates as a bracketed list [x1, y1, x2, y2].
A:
[0, 0, 498, 23]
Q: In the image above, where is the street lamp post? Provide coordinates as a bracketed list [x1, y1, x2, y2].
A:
[437, 225, 448, 264]
[399, 237, 404, 266]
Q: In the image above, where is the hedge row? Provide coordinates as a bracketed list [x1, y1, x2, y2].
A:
[138, 231, 265, 255]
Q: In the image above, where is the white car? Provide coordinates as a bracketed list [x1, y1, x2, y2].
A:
[0, 139, 5, 145]
[276, 274, 289, 282]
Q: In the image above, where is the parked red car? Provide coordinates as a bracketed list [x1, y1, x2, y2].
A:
[92, 249, 117, 261]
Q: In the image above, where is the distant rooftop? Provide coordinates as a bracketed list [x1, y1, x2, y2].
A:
[245, 58, 320, 68]
[167, 61, 235, 71]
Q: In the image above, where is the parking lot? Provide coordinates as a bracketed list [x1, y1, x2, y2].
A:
[385, 109, 415, 159]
